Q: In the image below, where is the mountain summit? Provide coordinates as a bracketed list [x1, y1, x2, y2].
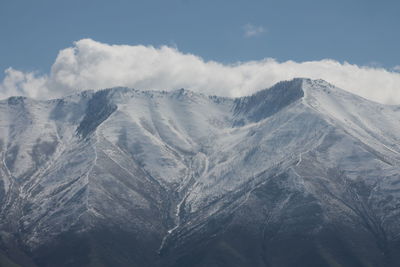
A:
[1, 79, 400, 266]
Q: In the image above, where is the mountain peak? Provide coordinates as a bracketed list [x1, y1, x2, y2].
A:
[232, 78, 305, 124]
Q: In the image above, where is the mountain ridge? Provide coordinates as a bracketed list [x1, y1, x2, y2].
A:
[1, 78, 400, 266]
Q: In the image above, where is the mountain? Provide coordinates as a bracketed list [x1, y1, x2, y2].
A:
[0, 78, 399, 267]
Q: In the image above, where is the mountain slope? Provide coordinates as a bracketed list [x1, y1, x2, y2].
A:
[0, 78, 399, 266]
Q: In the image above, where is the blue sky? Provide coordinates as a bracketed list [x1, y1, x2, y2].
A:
[1, 0, 400, 103]
[1, 0, 399, 76]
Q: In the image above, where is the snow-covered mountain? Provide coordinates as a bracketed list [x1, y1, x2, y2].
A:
[0, 78, 399, 266]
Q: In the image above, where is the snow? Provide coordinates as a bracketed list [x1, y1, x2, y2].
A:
[1, 78, 400, 249]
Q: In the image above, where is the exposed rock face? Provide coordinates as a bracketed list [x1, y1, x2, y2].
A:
[0, 79, 399, 266]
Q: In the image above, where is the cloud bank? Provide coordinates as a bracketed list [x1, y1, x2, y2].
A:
[1, 38, 400, 104]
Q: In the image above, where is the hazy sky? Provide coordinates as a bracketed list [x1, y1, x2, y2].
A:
[1, 0, 400, 102]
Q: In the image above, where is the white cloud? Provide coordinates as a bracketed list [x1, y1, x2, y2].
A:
[243, 24, 266, 37]
[393, 65, 400, 72]
[1, 38, 400, 104]
[0, 68, 48, 99]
